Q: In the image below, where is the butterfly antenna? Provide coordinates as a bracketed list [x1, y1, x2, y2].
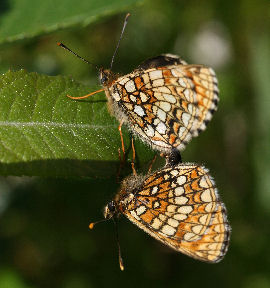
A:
[113, 218, 124, 271]
[89, 218, 110, 229]
[110, 13, 131, 70]
[57, 42, 100, 71]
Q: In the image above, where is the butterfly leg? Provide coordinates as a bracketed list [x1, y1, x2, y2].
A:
[118, 120, 125, 162]
[131, 137, 137, 176]
[116, 120, 126, 182]
[116, 148, 123, 183]
[147, 154, 157, 174]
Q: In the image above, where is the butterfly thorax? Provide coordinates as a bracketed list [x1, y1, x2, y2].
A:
[118, 174, 146, 211]
[104, 174, 146, 219]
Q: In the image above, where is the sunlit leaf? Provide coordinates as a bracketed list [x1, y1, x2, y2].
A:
[0, 70, 155, 177]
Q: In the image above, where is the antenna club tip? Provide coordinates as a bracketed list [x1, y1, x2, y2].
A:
[119, 261, 125, 271]
[89, 222, 95, 229]
[126, 13, 131, 18]
[57, 42, 62, 46]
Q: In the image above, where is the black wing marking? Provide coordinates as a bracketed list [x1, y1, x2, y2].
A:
[136, 54, 187, 70]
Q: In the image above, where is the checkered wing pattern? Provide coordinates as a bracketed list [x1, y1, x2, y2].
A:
[123, 164, 230, 262]
[106, 55, 219, 152]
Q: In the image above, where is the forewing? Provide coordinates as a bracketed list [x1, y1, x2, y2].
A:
[123, 164, 230, 263]
[109, 60, 219, 152]
[135, 54, 187, 70]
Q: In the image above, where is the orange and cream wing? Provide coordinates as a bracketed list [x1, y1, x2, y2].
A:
[123, 164, 230, 262]
[107, 55, 219, 152]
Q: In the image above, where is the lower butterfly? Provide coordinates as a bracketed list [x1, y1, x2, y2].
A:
[91, 163, 230, 269]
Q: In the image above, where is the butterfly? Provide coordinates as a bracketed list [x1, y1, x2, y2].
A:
[100, 54, 219, 153]
[58, 14, 219, 155]
[102, 162, 230, 264]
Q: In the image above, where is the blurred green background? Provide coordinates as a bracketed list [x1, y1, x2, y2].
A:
[0, 0, 270, 287]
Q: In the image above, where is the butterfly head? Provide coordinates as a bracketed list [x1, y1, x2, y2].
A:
[99, 69, 118, 86]
[104, 200, 117, 219]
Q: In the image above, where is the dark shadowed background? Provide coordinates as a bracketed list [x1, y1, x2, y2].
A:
[0, 0, 270, 287]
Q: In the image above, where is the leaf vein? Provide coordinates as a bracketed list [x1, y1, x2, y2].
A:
[0, 121, 117, 129]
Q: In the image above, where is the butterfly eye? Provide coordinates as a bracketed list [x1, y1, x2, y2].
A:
[108, 201, 116, 212]
[99, 70, 108, 84]
[101, 75, 108, 84]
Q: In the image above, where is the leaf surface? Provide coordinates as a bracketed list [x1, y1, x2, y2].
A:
[0, 70, 155, 177]
[0, 0, 141, 45]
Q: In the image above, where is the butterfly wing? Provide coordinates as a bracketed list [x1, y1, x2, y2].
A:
[108, 55, 219, 152]
[135, 54, 187, 70]
[123, 164, 230, 262]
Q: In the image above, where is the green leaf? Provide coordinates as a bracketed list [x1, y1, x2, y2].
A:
[0, 70, 156, 177]
[0, 0, 142, 45]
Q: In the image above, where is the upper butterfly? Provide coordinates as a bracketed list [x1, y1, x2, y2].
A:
[100, 54, 219, 153]
[58, 14, 219, 153]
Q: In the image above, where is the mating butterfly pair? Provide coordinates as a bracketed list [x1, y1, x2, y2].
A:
[99, 50, 229, 267]
[59, 13, 230, 269]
